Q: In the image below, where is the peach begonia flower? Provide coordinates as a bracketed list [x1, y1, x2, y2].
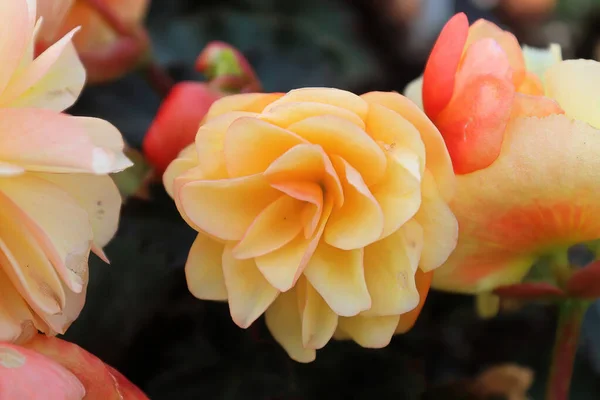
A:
[1, 334, 148, 399]
[0, 0, 131, 342]
[164, 88, 458, 362]
[36, 0, 150, 83]
[404, 13, 562, 174]
[405, 13, 600, 296]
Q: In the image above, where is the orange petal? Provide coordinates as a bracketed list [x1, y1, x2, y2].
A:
[222, 244, 279, 328]
[270, 181, 323, 238]
[264, 144, 344, 208]
[185, 234, 227, 301]
[510, 93, 564, 119]
[324, 156, 384, 249]
[179, 174, 280, 241]
[255, 195, 333, 291]
[360, 91, 455, 202]
[297, 277, 338, 349]
[464, 19, 526, 86]
[435, 74, 515, 174]
[233, 195, 304, 259]
[337, 314, 400, 348]
[422, 12, 469, 119]
[303, 244, 370, 317]
[265, 288, 316, 363]
[287, 115, 387, 185]
[396, 269, 433, 333]
[516, 72, 544, 96]
[260, 101, 365, 129]
[361, 220, 423, 317]
[434, 114, 600, 293]
[264, 88, 369, 120]
[224, 117, 307, 177]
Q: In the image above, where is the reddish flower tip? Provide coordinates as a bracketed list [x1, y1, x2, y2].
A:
[422, 12, 469, 119]
[143, 82, 221, 174]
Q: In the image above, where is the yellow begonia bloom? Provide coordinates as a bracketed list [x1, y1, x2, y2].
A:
[164, 88, 458, 362]
[0, 0, 131, 342]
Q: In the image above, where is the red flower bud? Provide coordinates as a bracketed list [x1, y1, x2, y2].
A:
[143, 82, 222, 173]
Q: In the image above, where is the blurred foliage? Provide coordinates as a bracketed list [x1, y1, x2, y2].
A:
[64, 0, 600, 398]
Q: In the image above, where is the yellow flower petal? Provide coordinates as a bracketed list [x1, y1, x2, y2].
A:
[195, 111, 259, 180]
[232, 195, 304, 259]
[35, 173, 121, 250]
[434, 114, 600, 293]
[287, 115, 387, 185]
[261, 101, 365, 129]
[163, 144, 197, 198]
[0, 175, 92, 294]
[179, 174, 280, 241]
[222, 244, 279, 328]
[4, 28, 85, 111]
[185, 234, 227, 301]
[265, 289, 316, 363]
[303, 243, 370, 317]
[0, 269, 37, 342]
[270, 181, 323, 238]
[369, 149, 421, 239]
[414, 171, 458, 272]
[395, 269, 433, 333]
[337, 314, 400, 348]
[545, 59, 600, 129]
[361, 220, 423, 317]
[224, 117, 307, 177]
[264, 144, 344, 207]
[297, 277, 338, 349]
[254, 196, 333, 291]
[360, 91, 455, 202]
[205, 93, 283, 120]
[265, 88, 369, 120]
[324, 156, 384, 249]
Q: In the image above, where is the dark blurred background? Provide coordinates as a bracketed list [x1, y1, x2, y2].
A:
[66, 0, 600, 398]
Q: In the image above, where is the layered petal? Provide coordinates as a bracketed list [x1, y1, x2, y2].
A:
[185, 234, 227, 301]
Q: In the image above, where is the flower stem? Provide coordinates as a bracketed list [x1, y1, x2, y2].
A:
[545, 299, 590, 400]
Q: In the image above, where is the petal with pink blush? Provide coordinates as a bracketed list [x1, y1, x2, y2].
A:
[304, 244, 370, 317]
[287, 116, 387, 185]
[224, 117, 307, 177]
[42, 277, 87, 336]
[0, 175, 92, 294]
[337, 314, 400, 348]
[296, 278, 337, 349]
[265, 88, 369, 120]
[264, 144, 344, 207]
[414, 172, 458, 272]
[433, 115, 600, 293]
[222, 244, 279, 329]
[233, 195, 304, 259]
[0, 342, 85, 400]
[361, 221, 423, 317]
[74, 117, 132, 173]
[255, 196, 333, 291]
[360, 91, 455, 202]
[422, 12, 469, 119]
[464, 19, 525, 86]
[4, 29, 85, 111]
[325, 157, 384, 249]
[265, 289, 316, 363]
[545, 59, 600, 129]
[36, 0, 74, 41]
[179, 174, 280, 241]
[185, 234, 227, 301]
[0, 1, 30, 94]
[260, 101, 365, 129]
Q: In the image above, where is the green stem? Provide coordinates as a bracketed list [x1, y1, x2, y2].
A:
[546, 300, 590, 400]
